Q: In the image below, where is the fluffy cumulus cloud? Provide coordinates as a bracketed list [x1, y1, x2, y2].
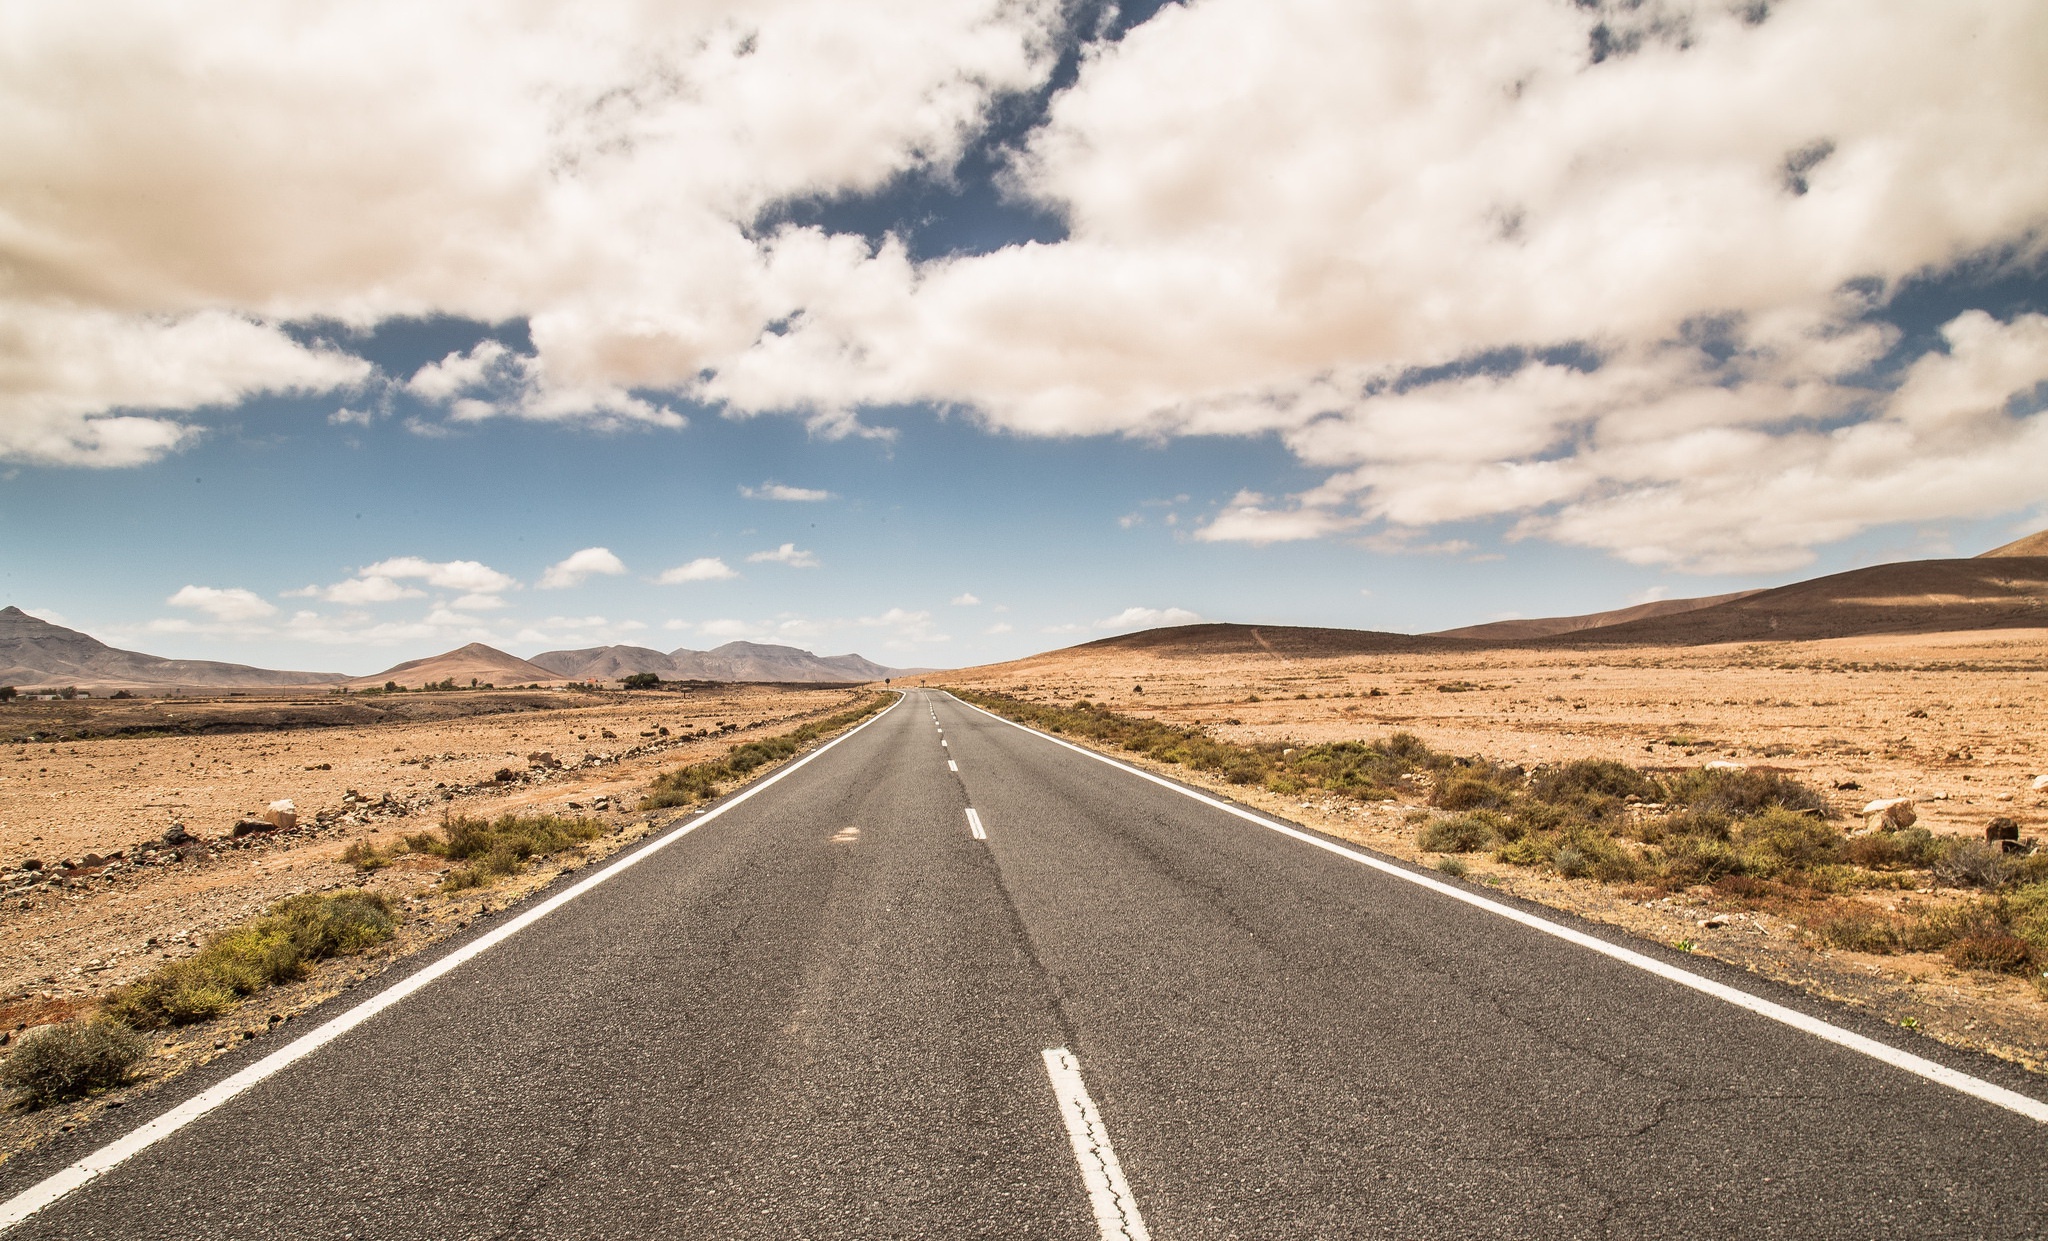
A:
[167, 585, 278, 623]
[538, 546, 628, 589]
[656, 556, 739, 584]
[748, 543, 820, 568]
[10, 1, 2047, 566]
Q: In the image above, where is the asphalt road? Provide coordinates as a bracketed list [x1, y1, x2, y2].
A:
[5, 688, 2046, 1238]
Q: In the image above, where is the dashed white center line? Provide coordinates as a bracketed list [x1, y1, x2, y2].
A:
[948, 760, 958, 772]
[1042, 1048, 1150, 1241]
[965, 808, 986, 840]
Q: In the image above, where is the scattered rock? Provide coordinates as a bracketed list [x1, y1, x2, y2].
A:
[1704, 760, 1747, 771]
[261, 799, 298, 831]
[1987, 817, 2022, 852]
[161, 823, 192, 846]
[2032, 774, 2048, 792]
[229, 820, 272, 838]
[1861, 798, 1917, 829]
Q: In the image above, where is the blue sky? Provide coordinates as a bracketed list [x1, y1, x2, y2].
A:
[2, 1, 2044, 675]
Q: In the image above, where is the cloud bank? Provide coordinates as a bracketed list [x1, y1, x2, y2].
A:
[6, 0, 2045, 568]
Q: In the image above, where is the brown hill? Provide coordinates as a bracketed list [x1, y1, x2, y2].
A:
[530, 641, 912, 683]
[1074, 623, 1459, 659]
[1432, 590, 1764, 642]
[347, 643, 567, 689]
[0, 605, 346, 691]
[1541, 557, 2048, 646]
[1979, 528, 2048, 558]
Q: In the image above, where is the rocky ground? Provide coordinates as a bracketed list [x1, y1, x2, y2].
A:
[0, 684, 868, 1035]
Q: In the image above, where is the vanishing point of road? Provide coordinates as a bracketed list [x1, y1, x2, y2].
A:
[3, 689, 2044, 1238]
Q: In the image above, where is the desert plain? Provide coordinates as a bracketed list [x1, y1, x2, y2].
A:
[2, 619, 2046, 1158]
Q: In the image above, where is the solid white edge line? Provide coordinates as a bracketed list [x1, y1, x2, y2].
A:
[953, 695, 2048, 1126]
[966, 808, 987, 840]
[1042, 1047, 1150, 1241]
[0, 694, 907, 1232]
[948, 760, 959, 772]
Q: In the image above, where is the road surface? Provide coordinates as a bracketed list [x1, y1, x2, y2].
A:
[3, 688, 2044, 1238]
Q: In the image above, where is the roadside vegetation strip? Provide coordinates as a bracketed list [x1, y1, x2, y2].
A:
[948, 690, 2048, 992]
[952, 694, 2048, 1125]
[0, 690, 903, 1232]
[641, 692, 892, 809]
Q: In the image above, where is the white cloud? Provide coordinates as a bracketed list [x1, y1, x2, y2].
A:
[361, 556, 518, 594]
[950, 592, 981, 605]
[698, 618, 759, 641]
[0, 308, 370, 467]
[449, 593, 506, 612]
[657, 557, 739, 584]
[408, 341, 681, 430]
[538, 546, 627, 589]
[1097, 606, 1202, 630]
[284, 574, 424, 605]
[9, 1, 2047, 570]
[985, 622, 1013, 635]
[740, 482, 835, 502]
[859, 606, 948, 646]
[167, 585, 278, 623]
[747, 542, 820, 568]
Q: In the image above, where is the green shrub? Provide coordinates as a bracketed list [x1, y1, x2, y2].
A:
[0, 1020, 147, 1106]
[1434, 773, 1516, 812]
[1418, 812, 1503, 854]
[1649, 835, 1747, 888]
[1842, 826, 1941, 870]
[1531, 759, 1658, 821]
[1434, 856, 1469, 878]
[1814, 910, 1905, 952]
[1665, 767, 1833, 819]
[107, 890, 397, 1030]
[406, 813, 606, 890]
[1734, 808, 1842, 876]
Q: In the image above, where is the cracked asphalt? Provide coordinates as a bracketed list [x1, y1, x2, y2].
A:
[5, 689, 2046, 1238]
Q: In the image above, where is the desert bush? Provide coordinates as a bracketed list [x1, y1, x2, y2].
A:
[107, 891, 397, 1030]
[1418, 812, 1504, 854]
[406, 813, 605, 890]
[1842, 826, 1941, 870]
[2003, 882, 2048, 958]
[1649, 835, 1747, 888]
[1434, 773, 1517, 812]
[1665, 767, 1833, 819]
[1434, 856, 1469, 878]
[1813, 909, 1906, 953]
[1531, 759, 1658, 821]
[1, 1020, 147, 1106]
[1934, 840, 2016, 890]
[1945, 927, 2035, 973]
[1734, 808, 1842, 876]
[340, 840, 391, 872]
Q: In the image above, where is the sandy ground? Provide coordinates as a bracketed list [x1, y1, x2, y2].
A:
[0, 684, 870, 1021]
[937, 627, 2048, 1070]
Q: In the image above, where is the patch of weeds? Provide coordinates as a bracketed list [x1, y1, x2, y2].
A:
[106, 891, 397, 1030]
[406, 813, 607, 890]
[0, 1020, 148, 1107]
[1934, 840, 2016, 890]
[1418, 812, 1504, 854]
[643, 695, 890, 809]
[340, 840, 392, 872]
[1434, 856, 1469, 878]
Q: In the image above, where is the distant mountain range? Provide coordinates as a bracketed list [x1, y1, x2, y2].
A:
[6, 531, 2042, 690]
[0, 609, 914, 692]
[0, 606, 348, 691]
[529, 641, 912, 684]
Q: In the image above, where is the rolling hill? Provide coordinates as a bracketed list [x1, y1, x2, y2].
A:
[0, 606, 348, 691]
[1432, 590, 1765, 642]
[346, 643, 567, 689]
[530, 641, 909, 683]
